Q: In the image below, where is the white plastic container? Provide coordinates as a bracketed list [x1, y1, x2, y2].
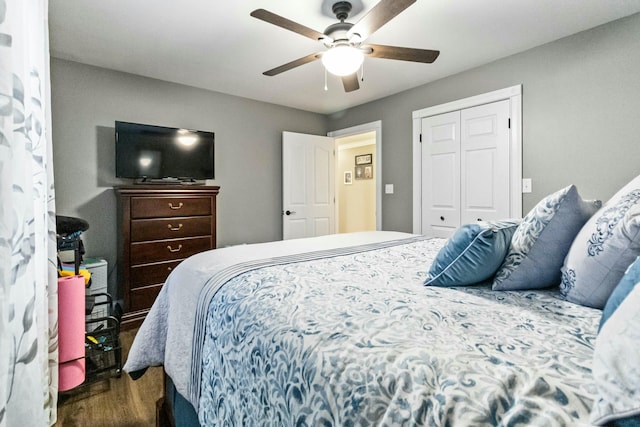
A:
[84, 257, 107, 295]
[84, 257, 109, 329]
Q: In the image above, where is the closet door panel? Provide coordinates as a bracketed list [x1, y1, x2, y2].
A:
[421, 111, 460, 236]
[461, 100, 511, 224]
[465, 149, 496, 211]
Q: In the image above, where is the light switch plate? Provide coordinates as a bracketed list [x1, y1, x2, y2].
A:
[385, 184, 394, 194]
[522, 178, 532, 193]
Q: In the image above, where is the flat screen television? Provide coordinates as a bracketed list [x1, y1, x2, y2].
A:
[115, 121, 214, 181]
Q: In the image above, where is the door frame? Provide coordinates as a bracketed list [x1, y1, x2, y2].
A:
[411, 85, 523, 234]
[328, 120, 382, 231]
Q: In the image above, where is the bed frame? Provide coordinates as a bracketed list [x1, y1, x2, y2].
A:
[156, 371, 199, 427]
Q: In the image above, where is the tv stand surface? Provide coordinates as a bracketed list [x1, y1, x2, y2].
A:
[136, 178, 204, 185]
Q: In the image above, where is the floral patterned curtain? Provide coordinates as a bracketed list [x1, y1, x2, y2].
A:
[0, 0, 58, 425]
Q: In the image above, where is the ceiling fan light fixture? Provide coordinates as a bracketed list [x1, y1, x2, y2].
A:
[322, 45, 363, 76]
[251, 0, 439, 92]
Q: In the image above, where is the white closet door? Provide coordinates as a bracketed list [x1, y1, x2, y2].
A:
[421, 111, 460, 237]
[420, 99, 511, 237]
[460, 100, 511, 224]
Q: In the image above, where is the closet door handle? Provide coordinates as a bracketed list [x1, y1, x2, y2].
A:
[168, 202, 184, 210]
[440, 216, 445, 221]
[167, 244, 182, 253]
[167, 223, 183, 231]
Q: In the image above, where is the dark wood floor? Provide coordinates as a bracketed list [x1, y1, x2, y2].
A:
[56, 328, 162, 427]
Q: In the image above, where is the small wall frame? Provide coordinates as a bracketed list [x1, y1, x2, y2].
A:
[355, 154, 372, 165]
[355, 165, 373, 180]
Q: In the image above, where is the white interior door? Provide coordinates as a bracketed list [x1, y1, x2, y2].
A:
[421, 111, 461, 237]
[282, 131, 335, 240]
[460, 100, 511, 223]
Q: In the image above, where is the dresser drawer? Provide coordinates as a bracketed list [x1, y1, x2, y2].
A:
[130, 260, 182, 289]
[131, 216, 212, 242]
[129, 284, 163, 312]
[131, 196, 212, 219]
[130, 236, 212, 265]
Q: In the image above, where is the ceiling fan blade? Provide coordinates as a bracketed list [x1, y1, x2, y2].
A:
[347, 0, 416, 41]
[364, 44, 440, 63]
[251, 9, 326, 42]
[262, 52, 321, 76]
[342, 73, 360, 92]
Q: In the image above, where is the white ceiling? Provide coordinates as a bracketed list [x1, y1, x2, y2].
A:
[48, 1, 640, 115]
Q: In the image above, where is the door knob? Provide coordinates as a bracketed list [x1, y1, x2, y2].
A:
[285, 210, 296, 216]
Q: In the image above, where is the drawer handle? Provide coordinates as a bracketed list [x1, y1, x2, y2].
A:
[167, 223, 183, 231]
[167, 244, 183, 253]
[168, 202, 184, 210]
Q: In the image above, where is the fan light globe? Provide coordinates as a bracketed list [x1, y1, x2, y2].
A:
[322, 45, 364, 76]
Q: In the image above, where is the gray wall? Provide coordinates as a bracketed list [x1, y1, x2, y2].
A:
[51, 59, 328, 294]
[327, 13, 640, 231]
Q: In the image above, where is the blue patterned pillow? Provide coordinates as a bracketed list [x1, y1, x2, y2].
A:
[425, 219, 520, 287]
[590, 284, 640, 425]
[493, 185, 601, 291]
[561, 174, 640, 308]
[599, 256, 640, 330]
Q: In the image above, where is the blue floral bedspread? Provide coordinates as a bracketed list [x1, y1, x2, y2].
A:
[197, 237, 601, 426]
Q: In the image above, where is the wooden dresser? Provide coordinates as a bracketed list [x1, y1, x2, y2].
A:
[116, 185, 220, 329]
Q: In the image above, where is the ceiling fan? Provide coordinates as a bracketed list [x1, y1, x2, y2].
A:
[250, 0, 440, 92]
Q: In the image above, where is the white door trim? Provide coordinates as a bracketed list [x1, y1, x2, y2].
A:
[328, 120, 382, 231]
[412, 85, 523, 234]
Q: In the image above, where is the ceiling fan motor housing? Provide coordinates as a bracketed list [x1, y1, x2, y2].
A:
[332, 1, 353, 21]
[324, 22, 354, 43]
[324, 1, 359, 45]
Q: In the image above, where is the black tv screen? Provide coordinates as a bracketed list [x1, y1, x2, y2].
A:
[115, 121, 214, 180]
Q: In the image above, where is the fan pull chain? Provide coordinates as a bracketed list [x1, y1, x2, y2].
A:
[324, 67, 328, 91]
[360, 62, 364, 82]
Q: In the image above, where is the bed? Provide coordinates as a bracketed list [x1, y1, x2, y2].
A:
[125, 230, 606, 426]
[125, 175, 640, 427]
